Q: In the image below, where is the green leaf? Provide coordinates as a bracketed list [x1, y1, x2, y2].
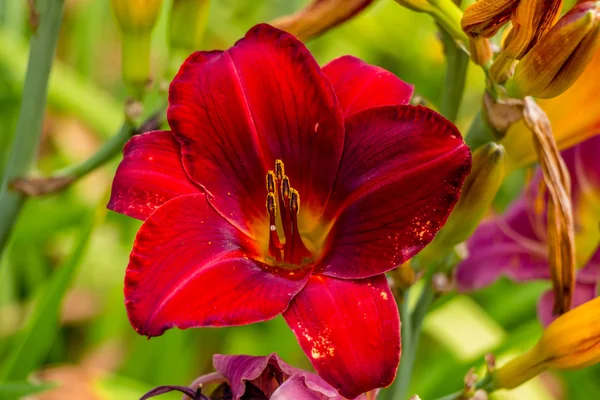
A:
[0, 199, 107, 381]
[0, 381, 54, 399]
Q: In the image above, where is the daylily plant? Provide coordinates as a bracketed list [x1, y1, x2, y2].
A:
[141, 353, 377, 400]
[108, 24, 471, 397]
[456, 135, 600, 325]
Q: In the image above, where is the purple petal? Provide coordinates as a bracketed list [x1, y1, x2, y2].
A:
[537, 281, 598, 326]
[270, 376, 322, 400]
[456, 196, 550, 291]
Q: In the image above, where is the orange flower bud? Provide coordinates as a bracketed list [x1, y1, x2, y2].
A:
[270, 0, 374, 41]
[507, 2, 600, 99]
[493, 297, 600, 390]
[468, 36, 493, 65]
[461, 0, 519, 38]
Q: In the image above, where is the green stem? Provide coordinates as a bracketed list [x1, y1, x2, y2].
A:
[0, 0, 65, 259]
[393, 290, 412, 400]
[439, 29, 469, 122]
[61, 122, 134, 178]
[433, 375, 494, 400]
[429, 0, 468, 45]
[389, 282, 436, 400]
[12, 108, 166, 197]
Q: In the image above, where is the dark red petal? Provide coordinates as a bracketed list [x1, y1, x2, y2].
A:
[283, 275, 400, 399]
[168, 24, 344, 236]
[107, 131, 200, 220]
[321, 106, 471, 279]
[322, 55, 414, 117]
[125, 194, 310, 337]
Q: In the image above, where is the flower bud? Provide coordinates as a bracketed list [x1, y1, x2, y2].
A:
[111, 0, 163, 32]
[270, 0, 374, 41]
[469, 37, 493, 65]
[462, 0, 519, 38]
[111, 0, 164, 100]
[493, 296, 600, 389]
[490, 0, 563, 82]
[507, 2, 600, 99]
[434, 143, 506, 247]
[168, 0, 210, 77]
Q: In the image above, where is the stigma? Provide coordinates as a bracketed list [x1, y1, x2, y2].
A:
[265, 160, 312, 265]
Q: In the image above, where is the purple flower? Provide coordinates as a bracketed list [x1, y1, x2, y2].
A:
[140, 353, 377, 400]
[456, 135, 600, 325]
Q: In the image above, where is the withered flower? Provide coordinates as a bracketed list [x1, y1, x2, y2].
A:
[461, 0, 519, 38]
[490, 0, 563, 82]
[507, 2, 600, 99]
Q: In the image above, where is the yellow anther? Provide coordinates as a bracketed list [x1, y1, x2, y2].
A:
[275, 159, 285, 180]
[266, 193, 276, 216]
[266, 171, 276, 193]
[282, 176, 291, 200]
[290, 189, 300, 214]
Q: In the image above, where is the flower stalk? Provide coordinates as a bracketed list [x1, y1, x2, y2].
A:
[10, 108, 165, 197]
[395, 0, 468, 44]
[0, 0, 65, 260]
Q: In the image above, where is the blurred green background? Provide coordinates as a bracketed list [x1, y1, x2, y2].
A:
[1, 0, 597, 399]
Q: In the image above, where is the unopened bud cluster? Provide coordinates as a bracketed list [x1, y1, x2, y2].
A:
[462, 0, 600, 98]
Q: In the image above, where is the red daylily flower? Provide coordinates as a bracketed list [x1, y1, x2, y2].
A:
[108, 24, 471, 398]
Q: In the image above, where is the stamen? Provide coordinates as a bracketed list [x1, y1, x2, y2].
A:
[287, 189, 312, 265]
[290, 188, 299, 214]
[266, 193, 282, 261]
[266, 171, 276, 194]
[266, 160, 312, 265]
[280, 175, 292, 240]
[275, 159, 285, 181]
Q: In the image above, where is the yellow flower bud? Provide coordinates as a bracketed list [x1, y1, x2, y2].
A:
[507, 2, 600, 99]
[434, 143, 505, 247]
[111, 0, 164, 100]
[111, 0, 163, 32]
[169, 0, 210, 52]
[461, 0, 519, 38]
[493, 297, 600, 390]
[168, 0, 210, 77]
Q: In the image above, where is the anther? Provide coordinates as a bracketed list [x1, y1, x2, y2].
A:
[267, 193, 276, 217]
[275, 159, 285, 181]
[266, 171, 276, 194]
[282, 177, 291, 202]
[290, 189, 299, 215]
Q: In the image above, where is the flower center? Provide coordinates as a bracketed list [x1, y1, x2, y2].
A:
[265, 159, 313, 266]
